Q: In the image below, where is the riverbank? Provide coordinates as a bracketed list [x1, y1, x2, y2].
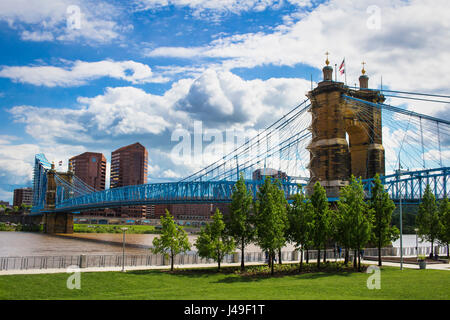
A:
[73, 224, 160, 234]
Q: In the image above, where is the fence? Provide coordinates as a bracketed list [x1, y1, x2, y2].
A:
[0, 246, 447, 271]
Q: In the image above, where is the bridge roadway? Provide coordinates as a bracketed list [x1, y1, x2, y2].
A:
[32, 167, 449, 215]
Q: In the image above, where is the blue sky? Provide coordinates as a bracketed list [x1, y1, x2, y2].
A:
[0, 0, 449, 202]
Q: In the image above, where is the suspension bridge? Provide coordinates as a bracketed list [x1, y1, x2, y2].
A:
[30, 60, 450, 233]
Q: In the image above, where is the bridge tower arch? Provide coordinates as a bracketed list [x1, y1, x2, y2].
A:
[307, 58, 385, 197]
[43, 162, 75, 234]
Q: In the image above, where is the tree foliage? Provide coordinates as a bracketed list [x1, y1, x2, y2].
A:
[287, 186, 314, 271]
[370, 174, 399, 266]
[416, 185, 442, 254]
[437, 197, 450, 257]
[195, 209, 235, 271]
[226, 173, 255, 271]
[254, 177, 288, 275]
[310, 182, 331, 269]
[151, 210, 191, 271]
[337, 176, 373, 271]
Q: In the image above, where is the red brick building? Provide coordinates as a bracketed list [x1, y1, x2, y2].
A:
[69, 152, 107, 190]
[154, 203, 230, 220]
[110, 142, 148, 218]
[13, 187, 33, 207]
[69, 152, 107, 216]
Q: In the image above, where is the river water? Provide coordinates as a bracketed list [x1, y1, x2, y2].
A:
[0, 232, 438, 257]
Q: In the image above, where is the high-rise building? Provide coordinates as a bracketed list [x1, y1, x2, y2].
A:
[13, 187, 33, 207]
[111, 142, 148, 217]
[69, 152, 107, 217]
[69, 152, 107, 191]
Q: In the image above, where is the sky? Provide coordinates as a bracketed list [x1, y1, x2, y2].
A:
[0, 0, 449, 203]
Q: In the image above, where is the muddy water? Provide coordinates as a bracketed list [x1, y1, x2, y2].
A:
[0, 232, 296, 257]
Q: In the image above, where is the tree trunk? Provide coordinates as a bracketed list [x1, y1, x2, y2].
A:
[447, 244, 449, 258]
[306, 249, 309, 264]
[323, 245, 327, 264]
[299, 248, 303, 272]
[241, 237, 245, 271]
[353, 250, 357, 269]
[378, 238, 382, 267]
[344, 248, 349, 265]
[317, 248, 321, 269]
[218, 257, 221, 272]
[278, 248, 282, 265]
[358, 250, 361, 272]
[271, 251, 274, 275]
[431, 240, 434, 259]
[171, 251, 174, 271]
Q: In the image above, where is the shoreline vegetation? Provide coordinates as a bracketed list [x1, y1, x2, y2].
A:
[73, 224, 160, 234]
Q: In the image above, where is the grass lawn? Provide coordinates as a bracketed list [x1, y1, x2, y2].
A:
[73, 224, 158, 234]
[0, 264, 449, 300]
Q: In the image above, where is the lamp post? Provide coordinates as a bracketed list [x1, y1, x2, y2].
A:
[121, 227, 128, 272]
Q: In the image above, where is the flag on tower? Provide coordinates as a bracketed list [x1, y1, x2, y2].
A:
[339, 58, 345, 75]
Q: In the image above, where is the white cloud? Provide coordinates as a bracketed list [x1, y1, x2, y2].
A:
[0, 60, 168, 87]
[146, 0, 450, 116]
[0, 0, 127, 43]
[135, 0, 311, 19]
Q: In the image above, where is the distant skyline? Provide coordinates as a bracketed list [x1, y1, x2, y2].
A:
[0, 0, 449, 202]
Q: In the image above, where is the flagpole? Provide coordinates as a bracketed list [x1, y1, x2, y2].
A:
[344, 58, 347, 85]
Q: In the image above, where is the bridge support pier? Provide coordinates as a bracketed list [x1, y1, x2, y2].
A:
[44, 212, 74, 234]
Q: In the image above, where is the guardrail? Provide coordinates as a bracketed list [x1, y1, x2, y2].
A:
[0, 246, 447, 271]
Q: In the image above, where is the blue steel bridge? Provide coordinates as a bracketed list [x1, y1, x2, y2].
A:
[31, 69, 450, 231]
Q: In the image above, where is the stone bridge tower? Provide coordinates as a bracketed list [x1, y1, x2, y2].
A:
[43, 162, 74, 234]
[307, 57, 385, 198]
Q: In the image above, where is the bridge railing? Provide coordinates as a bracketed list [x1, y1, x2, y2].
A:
[2, 246, 447, 271]
[363, 167, 449, 201]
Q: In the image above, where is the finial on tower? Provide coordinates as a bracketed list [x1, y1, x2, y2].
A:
[359, 61, 369, 89]
[325, 52, 330, 66]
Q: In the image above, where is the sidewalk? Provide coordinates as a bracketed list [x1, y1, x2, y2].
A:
[1, 259, 449, 276]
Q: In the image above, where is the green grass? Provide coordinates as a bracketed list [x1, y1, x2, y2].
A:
[73, 224, 158, 234]
[0, 264, 449, 300]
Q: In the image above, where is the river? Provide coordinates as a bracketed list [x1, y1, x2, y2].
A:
[0, 232, 440, 257]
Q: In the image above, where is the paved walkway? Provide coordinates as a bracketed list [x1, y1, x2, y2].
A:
[1, 259, 449, 276]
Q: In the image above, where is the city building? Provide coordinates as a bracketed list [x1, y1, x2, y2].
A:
[110, 142, 148, 217]
[252, 168, 288, 182]
[69, 152, 107, 217]
[13, 187, 33, 207]
[69, 152, 107, 190]
[154, 203, 230, 221]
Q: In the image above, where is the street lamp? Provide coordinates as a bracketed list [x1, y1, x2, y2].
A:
[121, 227, 128, 272]
[414, 228, 419, 259]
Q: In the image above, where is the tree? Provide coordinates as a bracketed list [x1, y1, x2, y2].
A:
[151, 210, 191, 271]
[226, 174, 255, 271]
[287, 186, 314, 272]
[437, 197, 450, 258]
[337, 176, 373, 271]
[310, 182, 331, 269]
[254, 177, 289, 275]
[195, 209, 235, 271]
[370, 174, 399, 266]
[416, 185, 442, 257]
